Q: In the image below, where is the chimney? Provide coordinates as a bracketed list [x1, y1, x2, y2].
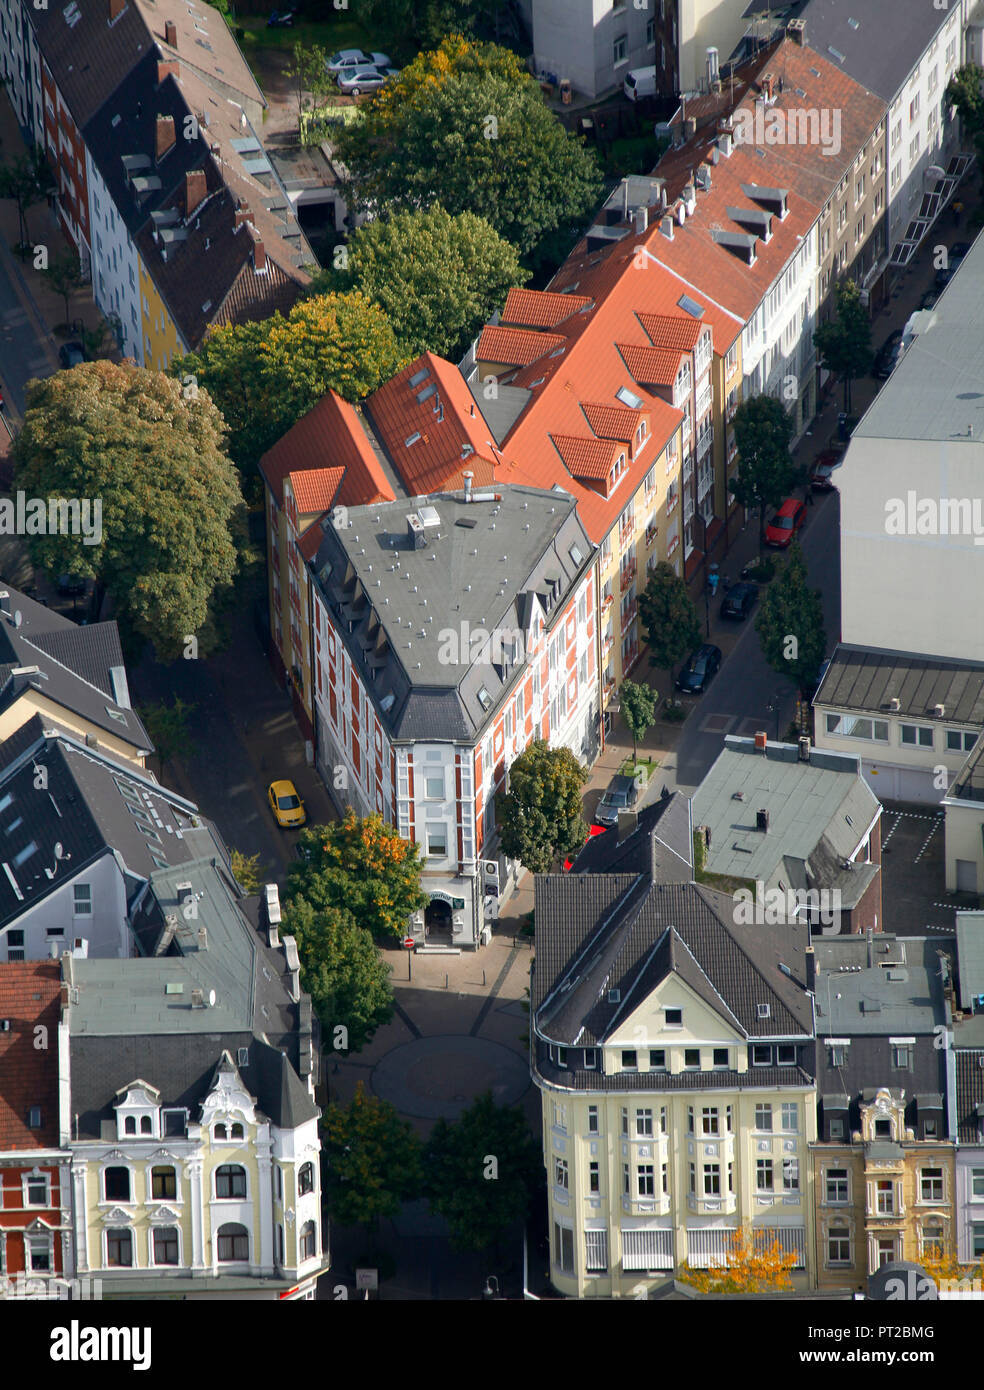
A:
[249, 225, 266, 272]
[805, 945, 816, 992]
[683, 116, 697, 139]
[634, 205, 649, 235]
[754, 730, 768, 752]
[761, 72, 775, 101]
[756, 808, 769, 832]
[462, 470, 474, 503]
[155, 115, 176, 162]
[109, 0, 126, 20]
[787, 17, 806, 45]
[866, 927, 874, 968]
[234, 201, 250, 232]
[798, 735, 811, 762]
[156, 60, 178, 85]
[660, 213, 674, 240]
[197, 925, 208, 951]
[184, 168, 207, 219]
[164, 18, 177, 47]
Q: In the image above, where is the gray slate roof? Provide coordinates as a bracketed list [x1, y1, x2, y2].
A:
[691, 734, 879, 888]
[816, 644, 984, 727]
[534, 875, 814, 1047]
[570, 788, 693, 879]
[954, 1049, 984, 1143]
[309, 486, 594, 742]
[0, 583, 150, 751]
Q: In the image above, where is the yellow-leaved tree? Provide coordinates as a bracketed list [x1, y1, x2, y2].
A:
[677, 1229, 797, 1294]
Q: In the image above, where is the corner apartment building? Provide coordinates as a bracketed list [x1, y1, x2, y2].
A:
[533, 873, 818, 1296]
[811, 934, 954, 1289]
[307, 486, 597, 948]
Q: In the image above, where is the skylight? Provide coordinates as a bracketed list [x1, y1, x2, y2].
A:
[106, 707, 127, 724]
[405, 432, 422, 447]
[677, 293, 705, 318]
[408, 367, 430, 388]
[0, 794, 12, 815]
[380, 693, 396, 712]
[569, 543, 585, 566]
[616, 385, 643, 409]
[12, 842, 37, 867]
[477, 687, 493, 710]
[416, 383, 437, 404]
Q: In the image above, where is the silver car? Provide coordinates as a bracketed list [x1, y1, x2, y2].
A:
[325, 48, 392, 73]
[336, 65, 400, 95]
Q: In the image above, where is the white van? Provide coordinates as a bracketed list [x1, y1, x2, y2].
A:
[624, 65, 657, 101]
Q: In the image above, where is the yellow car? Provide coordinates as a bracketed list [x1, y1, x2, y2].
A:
[268, 779, 306, 828]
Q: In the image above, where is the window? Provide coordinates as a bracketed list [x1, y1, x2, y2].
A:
[163, 1110, 186, 1137]
[921, 1218, 944, 1259]
[104, 1167, 130, 1202]
[825, 714, 889, 742]
[300, 1221, 318, 1259]
[621, 1107, 629, 1136]
[554, 1222, 574, 1274]
[555, 1158, 569, 1190]
[701, 1108, 719, 1136]
[752, 1045, 771, 1067]
[827, 1227, 851, 1265]
[703, 1164, 721, 1197]
[613, 34, 627, 64]
[217, 1223, 249, 1262]
[826, 1169, 849, 1204]
[876, 1180, 895, 1215]
[588, 1106, 599, 1135]
[920, 1169, 944, 1203]
[891, 1044, 911, 1069]
[215, 1164, 247, 1199]
[140, 1116, 152, 1135]
[683, 1049, 700, 1070]
[660, 1107, 667, 1135]
[424, 775, 444, 800]
[621, 1050, 638, 1070]
[649, 1049, 666, 1069]
[875, 1118, 892, 1140]
[829, 1043, 848, 1067]
[623, 1164, 630, 1195]
[712, 1048, 728, 1068]
[755, 1104, 773, 1132]
[153, 1227, 179, 1266]
[277, 1223, 285, 1264]
[123, 1116, 136, 1135]
[6, 928, 24, 962]
[553, 1102, 567, 1131]
[947, 729, 979, 752]
[24, 1172, 48, 1206]
[637, 1164, 655, 1197]
[151, 1166, 176, 1200]
[426, 827, 447, 857]
[900, 724, 933, 748]
[689, 1163, 696, 1195]
[106, 1229, 133, 1267]
[584, 1048, 597, 1069]
[589, 1161, 600, 1194]
[635, 1109, 653, 1137]
[73, 883, 92, 915]
[664, 1008, 682, 1027]
[687, 1106, 694, 1134]
[973, 1169, 984, 1199]
[26, 1233, 51, 1272]
[783, 1158, 800, 1192]
[973, 1223, 984, 1259]
[299, 1162, 315, 1196]
[756, 1159, 774, 1192]
[781, 1103, 799, 1132]
[777, 1044, 796, 1066]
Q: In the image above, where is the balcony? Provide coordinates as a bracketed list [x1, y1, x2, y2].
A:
[601, 593, 614, 615]
[666, 492, 678, 516]
[603, 678, 616, 706]
[725, 396, 739, 423]
[645, 522, 658, 548]
[682, 455, 693, 484]
[620, 559, 637, 591]
[696, 425, 713, 459]
[602, 632, 614, 656]
[621, 598, 638, 627]
[666, 535, 680, 559]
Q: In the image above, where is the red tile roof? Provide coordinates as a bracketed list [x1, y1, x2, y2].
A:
[259, 390, 396, 511]
[297, 522, 324, 562]
[501, 288, 592, 326]
[365, 352, 498, 498]
[549, 434, 618, 483]
[638, 313, 703, 351]
[0, 962, 60, 1150]
[476, 325, 566, 366]
[581, 402, 643, 442]
[290, 467, 345, 516]
[615, 343, 685, 386]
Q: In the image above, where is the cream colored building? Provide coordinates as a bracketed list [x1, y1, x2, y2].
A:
[532, 874, 817, 1296]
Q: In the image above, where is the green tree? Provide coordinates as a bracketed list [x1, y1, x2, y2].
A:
[322, 1083, 423, 1228]
[286, 809, 427, 941]
[42, 250, 84, 327]
[230, 848, 263, 895]
[423, 1092, 544, 1252]
[496, 739, 587, 874]
[12, 361, 243, 659]
[284, 897, 394, 1053]
[328, 205, 527, 359]
[727, 395, 796, 554]
[638, 561, 701, 681]
[334, 39, 602, 269]
[140, 697, 195, 776]
[945, 65, 984, 174]
[0, 148, 55, 252]
[754, 542, 827, 696]
[283, 40, 332, 124]
[619, 679, 657, 761]
[813, 279, 872, 413]
[173, 293, 404, 476]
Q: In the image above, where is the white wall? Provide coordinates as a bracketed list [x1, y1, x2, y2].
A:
[531, 0, 654, 98]
[678, 0, 754, 95]
[1, 855, 129, 963]
[85, 152, 143, 364]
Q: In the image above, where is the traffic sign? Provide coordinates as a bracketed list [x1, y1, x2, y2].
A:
[403, 936, 415, 949]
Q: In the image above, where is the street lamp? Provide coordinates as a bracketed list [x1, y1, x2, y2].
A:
[482, 1275, 500, 1300]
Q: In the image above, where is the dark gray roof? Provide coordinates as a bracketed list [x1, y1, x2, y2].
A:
[309, 487, 595, 742]
[945, 740, 984, 806]
[815, 644, 984, 727]
[534, 876, 814, 1048]
[534, 1060, 813, 1092]
[0, 583, 151, 751]
[570, 788, 693, 879]
[814, 935, 948, 1036]
[954, 1049, 984, 1142]
[25, 0, 150, 129]
[957, 912, 984, 1009]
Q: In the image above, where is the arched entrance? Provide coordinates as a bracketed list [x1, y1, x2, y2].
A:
[424, 896, 453, 943]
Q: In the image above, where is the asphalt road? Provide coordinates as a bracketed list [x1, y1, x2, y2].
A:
[0, 237, 58, 419]
[667, 487, 842, 793]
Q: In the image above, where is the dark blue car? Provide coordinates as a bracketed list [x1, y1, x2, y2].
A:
[675, 644, 722, 694]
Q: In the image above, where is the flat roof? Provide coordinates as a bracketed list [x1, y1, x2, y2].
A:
[815, 644, 984, 726]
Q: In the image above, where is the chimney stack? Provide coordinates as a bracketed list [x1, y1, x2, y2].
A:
[754, 730, 768, 752]
[761, 72, 775, 101]
[866, 927, 874, 968]
[249, 225, 266, 272]
[462, 470, 474, 503]
[164, 18, 177, 47]
[109, 0, 126, 21]
[787, 17, 806, 45]
[660, 214, 674, 240]
[683, 116, 697, 139]
[798, 735, 811, 762]
[155, 115, 176, 162]
[184, 168, 207, 219]
[805, 946, 816, 992]
[233, 201, 250, 231]
[156, 60, 178, 85]
[756, 808, 769, 833]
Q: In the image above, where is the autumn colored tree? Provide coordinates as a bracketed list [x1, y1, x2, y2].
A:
[322, 1084, 422, 1228]
[286, 809, 427, 940]
[677, 1229, 797, 1294]
[12, 361, 243, 659]
[917, 1247, 983, 1292]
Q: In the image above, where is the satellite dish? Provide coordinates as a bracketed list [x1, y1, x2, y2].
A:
[208, 989, 216, 1007]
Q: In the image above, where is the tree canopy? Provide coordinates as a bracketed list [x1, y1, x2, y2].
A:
[286, 809, 428, 940]
[754, 542, 827, 696]
[619, 679, 658, 761]
[322, 1083, 422, 1228]
[423, 1092, 544, 1251]
[496, 739, 588, 873]
[638, 561, 701, 676]
[315, 205, 527, 360]
[813, 279, 872, 412]
[727, 395, 797, 552]
[678, 1229, 797, 1294]
[333, 38, 602, 270]
[12, 361, 243, 659]
[283, 897, 394, 1053]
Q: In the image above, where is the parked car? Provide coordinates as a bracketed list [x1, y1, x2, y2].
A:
[719, 580, 759, 621]
[266, 7, 297, 25]
[56, 574, 87, 596]
[336, 65, 400, 95]
[675, 644, 722, 695]
[268, 779, 306, 828]
[594, 773, 639, 828]
[765, 497, 807, 547]
[872, 328, 904, 379]
[809, 449, 842, 491]
[935, 240, 971, 288]
[325, 48, 392, 73]
[623, 65, 657, 101]
[919, 288, 940, 311]
[58, 341, 85, 368]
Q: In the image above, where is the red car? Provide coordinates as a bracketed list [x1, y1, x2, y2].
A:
[809, 450, 842, 491]
[765, 497, 807, 547]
